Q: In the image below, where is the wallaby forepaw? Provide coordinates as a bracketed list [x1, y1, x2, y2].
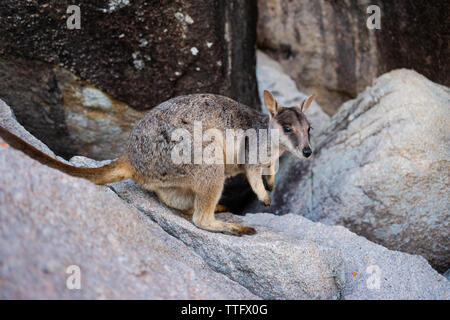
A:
[266, 183, 274, 192]
[261, 194, 271, 206]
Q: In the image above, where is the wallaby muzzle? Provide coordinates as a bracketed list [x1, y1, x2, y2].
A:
[302, 147, 312, 158]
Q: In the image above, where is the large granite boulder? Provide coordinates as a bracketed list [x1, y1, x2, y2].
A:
[257, 69, 450, 272]
[105, 178, 345, 300]
[0, 0, 259, 159]
[244, 214, 450, 299]
[257, 0, 449, 115]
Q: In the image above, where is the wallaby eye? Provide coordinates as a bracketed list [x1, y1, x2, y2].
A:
[283, 125, 292, 133]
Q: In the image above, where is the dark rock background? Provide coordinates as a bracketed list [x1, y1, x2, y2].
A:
[0, 0, 259, 159]
[376, 1, 449, 87]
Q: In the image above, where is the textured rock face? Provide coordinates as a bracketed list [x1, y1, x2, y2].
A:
[0, 0, 259, 158]
[258, 69, 450, 272]
[0, 99, 58, 159]
[243, 214, 450, 300]
[0, 55, 145, 159]
[105, 178, 345, 300]
[257, 0, 449, 115]
[0, 103, 257, 300]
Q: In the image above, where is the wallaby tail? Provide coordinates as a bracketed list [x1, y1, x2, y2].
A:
[0, 126, 133, 185]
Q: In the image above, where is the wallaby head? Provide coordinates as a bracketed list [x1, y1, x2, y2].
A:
[263, 90, 314, 159]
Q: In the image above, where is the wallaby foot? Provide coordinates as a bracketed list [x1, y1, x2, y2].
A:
[261, 193, 271, 206]
[194, 219, 256, 236]
[231, 224, 256, 236]
[221, 223, 256, 236]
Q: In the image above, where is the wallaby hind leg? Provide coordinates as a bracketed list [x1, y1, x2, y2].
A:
[154, 187, 194, 211]
[180, 204, 229, 215]
[192, 182, 256, 236]
[155, 187, 229, 215]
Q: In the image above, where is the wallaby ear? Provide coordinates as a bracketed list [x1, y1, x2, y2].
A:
[264, 90, 279, 117]
[299, 95, 315, 113]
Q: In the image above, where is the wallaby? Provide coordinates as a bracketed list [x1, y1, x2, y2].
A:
[0, 90, 314, 236]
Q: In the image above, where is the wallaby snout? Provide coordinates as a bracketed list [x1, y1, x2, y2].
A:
[302, 147, 312, 158]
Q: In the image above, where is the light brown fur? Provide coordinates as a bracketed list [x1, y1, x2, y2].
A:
[0, 91, 314, 236]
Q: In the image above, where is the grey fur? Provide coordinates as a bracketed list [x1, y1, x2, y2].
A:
[123, 92, 313, 235]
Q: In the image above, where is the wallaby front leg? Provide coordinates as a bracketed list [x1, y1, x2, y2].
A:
[265, 163, 276, 192]
[246, 167, 271, 206]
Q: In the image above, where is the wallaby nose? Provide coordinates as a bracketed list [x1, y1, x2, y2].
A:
[302, 147, 312, 158]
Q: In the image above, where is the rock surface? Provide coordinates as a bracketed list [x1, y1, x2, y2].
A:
[0, 0, 259, 158]
[257, 0, 449, 115]
[256, 69, 450, 272]
[105, 178, 345, 300]
[0, 99, 58, 159]
[244, 213, 450, 299]
[0, 55, 144, 159]
[444, 269, 450, 282]
[0, 106, 257, 299]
